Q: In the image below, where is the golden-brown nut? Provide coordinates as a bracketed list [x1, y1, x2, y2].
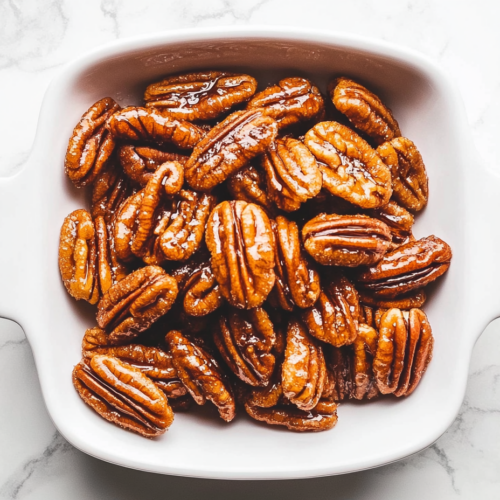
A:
[73, 354, 174, 437]
[144, 71, 258, 121]
[205, 200, 275, 309]
[352, 323, 379, 400]
[305, 121, 392, 208]
[330, 77, 401, 145]
[182, 262, 223, 317]
[358, 289, 427, 309]
[245, 369, 283, 408]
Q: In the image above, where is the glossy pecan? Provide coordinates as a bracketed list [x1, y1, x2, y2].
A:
[73, 354, 173, 437]
[59, 209, 98, 304]
[330, 77, 401, 145]
[305, 121, 392, 208]
[165, 330, 236, 422]
[247, 77, 325, 129]
[302, 273, 360, 347]
[261, 137, 322, 212]
[97, 265, 178, 344]
[65, 97, 120, 187]
[185, 110, 278, 191]
[356, 235, 452, 298]
[214, 307, 276, 386]
[106, 107, 205, 149]
[359, 289, 427, 309]
[377, 137, 429, 212]
[245, 369, 283, 408]
[144, 71, 257, 121]
[206, 200, 275, 309]
[182, 263, 223, 317]
[302, 213, 392, 267]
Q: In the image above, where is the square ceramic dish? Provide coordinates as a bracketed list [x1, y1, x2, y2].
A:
[1, 27, 499, 480]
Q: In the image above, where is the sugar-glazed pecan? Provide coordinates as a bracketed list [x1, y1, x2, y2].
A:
[185, 110, 278, 191]
[377, 137, 429, 212]
[97, 266, 178, 344]
[144, 71, 258, 121]
[302, 273, 360, 347]
[305, 121, 392, 208]
[330, 77, 401, 145]
[359, 288, 427, 309]
[356, 235, 452, 298]
[182, 263, 223, 317]
[119, 144, 188, 186]
[65, 97, 120, 187]
[106, 107, 205, 149]
[214, 307, 276, 386]
[165, 330, 236, 422]
[282, 318, 326, 411]
[59, 209, 98, 304]
[246, 369, 283, 408]
[73, 354, 174, 437]
[261, 137, 322, 212]
[206, 200, 275, 309]
[302, 213, 392, 267]
[247, 77, 325, 129]
[270, 216, 320, 311]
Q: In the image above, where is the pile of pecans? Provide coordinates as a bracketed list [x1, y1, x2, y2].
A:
[60, 71, 452, 437]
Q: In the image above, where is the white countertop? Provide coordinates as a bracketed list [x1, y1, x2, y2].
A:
[1, 0, 500, 498]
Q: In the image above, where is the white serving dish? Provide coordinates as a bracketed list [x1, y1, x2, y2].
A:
[0, 26, 499, 480]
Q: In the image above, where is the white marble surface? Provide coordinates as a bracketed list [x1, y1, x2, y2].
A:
[1, 0, 500, 498]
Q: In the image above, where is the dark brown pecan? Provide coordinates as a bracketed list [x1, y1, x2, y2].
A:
[119, 144, 188, 186]
[144, 71, 258, 121]
[165, 330, 236, 422]
[282, 318, 326, 411]
[330, 77, 401, 145]
[206, 200, 275, 309]
[214, 307, 276, 386]
[302, 213, 392, 267]
[305, 121, 392, 208]
[261, 137, 322, 212]
[377, 137, 429, 212]
[59, 209, 98, 304]
[185, 110, 278, 191]
[246, 369, 283, 408]
[270, 216, 320, 311]
[356, 235, 452, 298]
[182, 263, 223, 317]
[302, 273, 360, 347]
[247, 77, 325, 129]
[73, 354, 174, 437]
[97, 266, 178, 344]
[65, 97, 120, 187]
[106, 107, 205, 149]
[359, 289, 427, 309]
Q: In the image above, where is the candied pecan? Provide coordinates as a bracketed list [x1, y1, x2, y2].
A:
[73, 354, 173, 437]
[330, 77, 401, 145]
[206, 200, 275, 309]
[302, 273, 360, 347]
[282, 318, 326, 411]
[270, 216, 320, 311]
[65, 97, 120, 187]
[247, 77, 325, 129]
[106, 107, 205, 149]
[214, 307, 276, 386]
[165, 330, 236, 422]
[59, 209, 98, 304]
[359, 289, 427, 309]
[144, 71, 258, 121]
[95, 216, 124, 293]
[261, 137, 322, 212]
[377, 137, 429, 212]
[182, 263, 223, 317]
[246, 369, 283, 408]
[185, 110, 278, 191]
[119, 144, 188, 186]
[305, 121, 392, 208]
[352, 323, 379, 400]
[97, 266, 178, 344]
[356, 235, 452, 298]
[302, 213, 392, 267]
[329, 346, 352, 401]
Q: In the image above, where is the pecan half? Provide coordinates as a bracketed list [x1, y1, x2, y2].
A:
[246, 369, 283, 408]
[182, 263, 223, 317]
[359, 289, 427, 309]
[352, 323, 379, 400]
[144, 71, 258, 121]
[185, 110, 278, 191]
[330, 77, 401, 145]
[247, 77, 325, 129]
[305, 121, 392, 208]
[302, 213, 392, 267]
[206, 200, 275, 309]
[73, 354, 173, 437]
[65, 97, 120, 187]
